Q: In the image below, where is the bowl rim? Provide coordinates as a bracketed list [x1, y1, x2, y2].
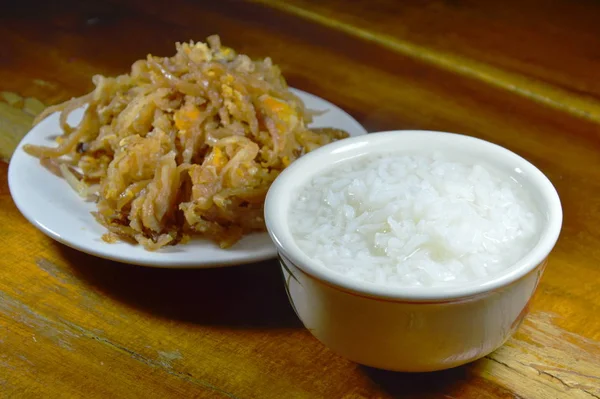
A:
[264, 130, 563, 301]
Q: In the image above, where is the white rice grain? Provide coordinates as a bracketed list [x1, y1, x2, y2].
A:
[289, 152, 541, 287]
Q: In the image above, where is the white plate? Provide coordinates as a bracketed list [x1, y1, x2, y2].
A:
[8, 89, 367, 268]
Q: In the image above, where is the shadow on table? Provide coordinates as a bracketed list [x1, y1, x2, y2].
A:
[56, 243, 302, 329]
[55, 244, 478, 396]
[361, 364, 472, 398]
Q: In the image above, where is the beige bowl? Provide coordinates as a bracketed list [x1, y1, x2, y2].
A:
[265, 130, 562, 372]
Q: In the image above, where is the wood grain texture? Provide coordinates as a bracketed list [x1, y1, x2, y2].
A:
[1, 0, 599, 397]
[0, 92, 44, 161]
[252, 0, 600, 121]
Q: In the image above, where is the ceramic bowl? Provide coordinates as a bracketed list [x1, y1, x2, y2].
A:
[264, 130, 562, 372]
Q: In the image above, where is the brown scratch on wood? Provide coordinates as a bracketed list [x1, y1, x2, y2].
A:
[157, 350, 183, 369]
[477, 312, 600, 398]
[0, 292, 79, 352]
[32, 79, 58, 89]
[0, 292, 240, 398]
[1, 92, 24, 107]
[36, 258, 71, 285]
[533, 368, 600, 382]
[0, 360, 17, 371]
[34, 258, 103, 315]
[60, 320, 240, 399]
[0, 91, 45, 161]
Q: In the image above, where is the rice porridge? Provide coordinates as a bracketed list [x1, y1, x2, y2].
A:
[288, 152, 542, 287]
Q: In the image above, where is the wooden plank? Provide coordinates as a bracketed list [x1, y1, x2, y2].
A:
[2, 187, 598, 398]
[251, 0, 600, 120]
[0, 289, 233, 399]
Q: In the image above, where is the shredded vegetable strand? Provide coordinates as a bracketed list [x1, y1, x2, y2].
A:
[23, 36, 349, 250]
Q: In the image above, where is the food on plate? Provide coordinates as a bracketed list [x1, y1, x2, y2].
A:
[24, 36, 349, 250]
[289, 152, 541, 286]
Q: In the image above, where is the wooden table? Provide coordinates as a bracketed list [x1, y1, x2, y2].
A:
[1, 0, 599, 397]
